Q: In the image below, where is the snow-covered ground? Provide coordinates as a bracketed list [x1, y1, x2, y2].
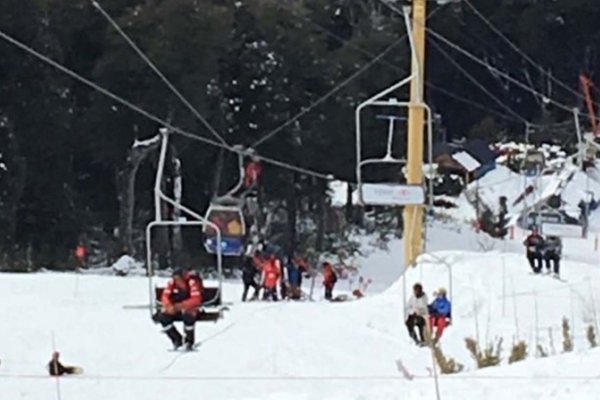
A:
[5, 150, 600, 399]
[3, 231, 600, 399]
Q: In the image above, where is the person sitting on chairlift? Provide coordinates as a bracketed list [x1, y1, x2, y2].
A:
[523, 226, 545, 274]
[158, 268, 203, 350]
[406, 283, 428, 346]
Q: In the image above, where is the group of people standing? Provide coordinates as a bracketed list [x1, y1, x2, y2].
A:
[405, 283, 452, 346]
[523, 227, 562, 277]
[241, 250, 338, 302]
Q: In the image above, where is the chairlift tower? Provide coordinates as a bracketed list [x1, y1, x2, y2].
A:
[404, 0, 428, 266]
[355, 2, 433, 267]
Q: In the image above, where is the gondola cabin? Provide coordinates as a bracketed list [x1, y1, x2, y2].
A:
[203, 204, 246, 256]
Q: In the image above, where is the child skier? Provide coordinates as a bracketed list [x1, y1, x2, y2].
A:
[428, 288, 451, 344]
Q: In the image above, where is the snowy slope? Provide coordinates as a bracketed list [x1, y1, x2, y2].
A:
[2, 244, 600, 399]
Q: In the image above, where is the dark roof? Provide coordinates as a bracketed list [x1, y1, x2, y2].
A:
[432, 142, 459, 158]
[462, 139, 496, 165]
[432, 139, 496, 166]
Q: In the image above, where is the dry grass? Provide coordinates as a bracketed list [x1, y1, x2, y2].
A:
[508, 340, 528, 364]
[537, 344, 548, 358]
[465, 337, 503, 368]
[562, 318, 573, 353]
[587, 325, 598, 348]
[432, 345, 464, 374]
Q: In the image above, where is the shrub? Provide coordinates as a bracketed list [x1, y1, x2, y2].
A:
[465, 337, 503, 368]
[508, 341, 528, 364]
[587, 325, 598, 348]
[432, 345, 464, 374]
[562, 318, 573, 352]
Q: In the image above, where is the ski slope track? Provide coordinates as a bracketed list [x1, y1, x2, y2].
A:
[2, 242, 600, 399]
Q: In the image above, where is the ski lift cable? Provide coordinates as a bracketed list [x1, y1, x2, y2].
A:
[90, 0, 230, 148]
[0, 28, 335, 182]
[250, 3, 447, 149]
[379, 0, 594, 120]
[464, 0, 594, 107]
[277, 1, 526, 124]
[250, 35, 407, 149]
[429, 38, 529, 124]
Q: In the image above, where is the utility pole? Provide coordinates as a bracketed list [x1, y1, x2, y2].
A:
[403, 0, 427, 266]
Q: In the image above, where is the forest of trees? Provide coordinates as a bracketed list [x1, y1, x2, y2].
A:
[1, 0, 599, 268]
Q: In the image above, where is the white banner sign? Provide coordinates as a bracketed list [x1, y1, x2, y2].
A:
[360, 183, 425, 206]
[541, 222, 583, 238]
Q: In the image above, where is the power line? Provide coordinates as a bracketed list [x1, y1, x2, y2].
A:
[378, 0, 591, 120]
[429, 38, 528, 124]
[90, 0, 230, 147]
[0, 27, 334, 181]
[277, 1, 525, 124]
[463, 0, 589, 106]
[250, 3, 447, 149]
[251, 34, 407, 148]
[425, 82, 523, 123]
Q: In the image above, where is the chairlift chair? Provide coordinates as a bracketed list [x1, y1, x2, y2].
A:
[147, 130, 225, 323]
[521, 149, 545, 177]
[356, 114, 425, 206]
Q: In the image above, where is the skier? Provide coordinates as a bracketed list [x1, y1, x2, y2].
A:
[286, 258, 302, 300]
[543, 235, 562, 278]
[241, 255, 260, 301]
[428, 288, 451, 344]
[405, 283, 429, 346]
[322, 262, 337, 301]
[158, 268, 202, 350]
[523, 226, 545, 273]
[74, 242, 87, 269]
[261, 253, 281, 301]
[47, 352, 82, 376]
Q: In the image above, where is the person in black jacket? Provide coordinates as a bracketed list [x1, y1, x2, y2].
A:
[523, 227, 545, 273]
[47, 352, 82, 376]
[241, 255, 260, 301]
[543, 235, 562, 277]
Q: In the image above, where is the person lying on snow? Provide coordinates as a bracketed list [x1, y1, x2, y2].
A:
[428, 288, 451, 345]
[47, 351, 82, 376]
[158, 268, 203, 350]
[405, 283, 429, 346]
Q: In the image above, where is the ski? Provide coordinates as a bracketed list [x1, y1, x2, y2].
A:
[168, 342, 201, 352]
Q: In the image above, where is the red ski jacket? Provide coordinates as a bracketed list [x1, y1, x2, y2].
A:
[262, 259, 281, 289]
[161, 273, 202, 311]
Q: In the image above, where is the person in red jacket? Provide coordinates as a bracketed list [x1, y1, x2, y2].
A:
[323, 262, 337, 300]
[159, 268, 203, 350]
[261, 254, 281, 301]
[244, 159, 262, 189]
